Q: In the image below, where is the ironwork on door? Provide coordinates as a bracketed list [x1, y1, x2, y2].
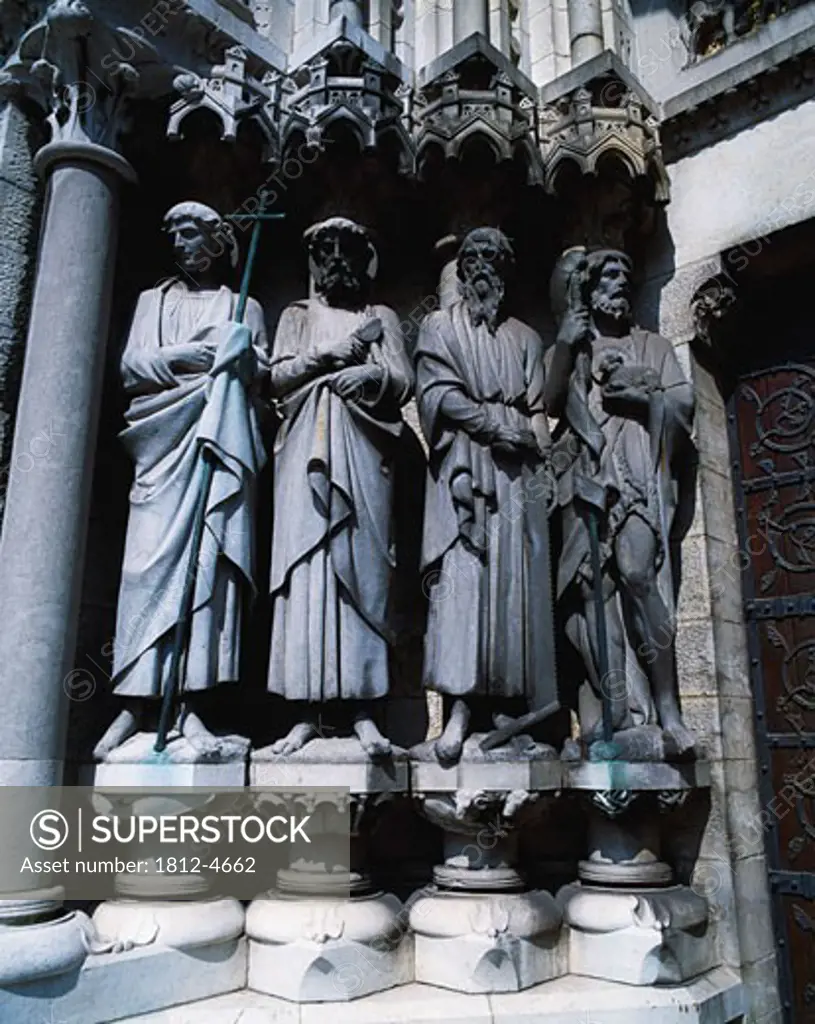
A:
[731, 359, 815, 1021]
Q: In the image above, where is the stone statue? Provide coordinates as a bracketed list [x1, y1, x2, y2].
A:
[416, 227, 558, 765]
[545, 247, 697, 759]
[266, 217, 413, 759]
[94, 201, 267, 760]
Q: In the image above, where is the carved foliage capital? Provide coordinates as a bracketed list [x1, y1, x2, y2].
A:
[0, 0, 156, 153]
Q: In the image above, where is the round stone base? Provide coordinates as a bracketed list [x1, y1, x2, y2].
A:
[0, 908, 89, 985]
[246, 890, 411, 1002]
[92, 897, 244, 952]
[409, 888, 565, 993]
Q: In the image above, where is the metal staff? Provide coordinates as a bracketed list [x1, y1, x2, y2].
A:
[155, 192, 284, 753]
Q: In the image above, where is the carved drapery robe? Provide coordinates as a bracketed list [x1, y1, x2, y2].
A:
[267, 299, 412, 702]
[549, 327, 695, 714]
[112, 281, 267, 697]
[417, 302, 557, 711]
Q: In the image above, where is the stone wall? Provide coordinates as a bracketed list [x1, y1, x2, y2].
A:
[0, 101, 41, 529]
[629, 91, 815, 1024]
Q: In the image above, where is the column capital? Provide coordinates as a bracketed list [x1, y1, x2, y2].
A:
[0, 0, 143, 179]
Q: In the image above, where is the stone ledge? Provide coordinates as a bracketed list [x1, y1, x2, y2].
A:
[113, 968, 744, 1022]
[0, 938, 247, 1024]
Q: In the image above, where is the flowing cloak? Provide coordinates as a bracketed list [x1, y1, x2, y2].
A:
[547, 327, 695, 716]
[416, 302, 558, 709]
[112, 281, 268, 698]
[267, 299, 412, 702]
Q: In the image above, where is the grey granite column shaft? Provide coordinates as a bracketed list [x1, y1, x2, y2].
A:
[0, 140, 134, 790]
[454, 0, 489, 41]
[569, 0, 604, 64]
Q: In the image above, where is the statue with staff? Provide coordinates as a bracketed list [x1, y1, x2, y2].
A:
[543, 247, 697, 760]
[94, 199, 274, 760]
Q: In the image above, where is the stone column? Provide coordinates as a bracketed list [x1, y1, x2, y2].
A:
[0, 140, 133, 789]
[568, 0, 604, 64]
[454, 0, 490, 41]
[0, 0, 137, 986]
[330, 0, 364, 27]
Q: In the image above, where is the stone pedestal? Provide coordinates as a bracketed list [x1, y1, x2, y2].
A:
[560, 760, 715, 986]
[560, 881, 712, 986]
[0, 894, 91, 986]
[88, 741, 248, 979]
[247, 738, 412, 1002]
[409, 736, 566, 994]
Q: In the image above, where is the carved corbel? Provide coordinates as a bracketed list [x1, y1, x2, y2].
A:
[691, 273, 739, 349]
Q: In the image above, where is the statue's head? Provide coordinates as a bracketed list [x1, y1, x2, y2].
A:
[457, 227, 515, 332]
[163, 201, 238, 280]
[586, 249, 633, 328]
[304, 217, 378, 308]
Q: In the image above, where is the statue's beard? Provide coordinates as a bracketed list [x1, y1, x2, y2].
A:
[315, 258, 364, 305]
[461, 269, 505, 333]
[592, 291, 631, 324]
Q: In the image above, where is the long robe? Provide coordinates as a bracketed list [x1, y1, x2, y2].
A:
[267, 298, 412, 702]
[112, 280, 267, 698]
[416, 302, 557, 710]
[548, 327, 695, 716]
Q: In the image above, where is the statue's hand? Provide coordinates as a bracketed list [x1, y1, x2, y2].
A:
[491, 423, 539, 455]
[557, 308, 592, 348]
[167, 341, 218, 373]
[329, 331, 370, 368]
[557, 266, 592, 347]
[354, 317, 383, 344]
[331, 363, 383, 400]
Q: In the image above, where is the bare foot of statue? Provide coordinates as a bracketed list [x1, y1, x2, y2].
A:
[94, 707, 139, 761]
[269, 720, 319, 757]
[181, 709, 227, 759]
[434, 698, 471, 766]
[353, 712, 392, 760]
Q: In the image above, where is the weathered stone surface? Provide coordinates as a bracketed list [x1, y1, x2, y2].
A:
[110, 969, 745, 1022]
[410, 888, 565, 993]
[0, 938, 247, 1024]
[247, 891, 412, 1001]
[560, 882, 713, 985]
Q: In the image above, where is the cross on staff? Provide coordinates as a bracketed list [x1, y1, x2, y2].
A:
[155, 191, 285, 753]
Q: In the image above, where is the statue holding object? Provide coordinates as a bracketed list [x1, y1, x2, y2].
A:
[94, 202, 267, 761]
[545, 247, 697, 760]
[265, 217, 413, 760]
[416, 227, 558, 765]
